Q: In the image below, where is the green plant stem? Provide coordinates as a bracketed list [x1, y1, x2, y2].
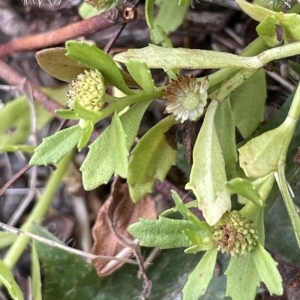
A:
[209, 68, 258, 103]
[208, 37, 268, 88]
[3, 149, 74, 269]
[258, 41, 300, 64]
[93, 89, 163, 124]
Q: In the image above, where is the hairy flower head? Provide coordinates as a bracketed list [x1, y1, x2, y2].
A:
[162, 75, 209, 123]
[211, 210, 258, 256]
[67, 69, 105, 112]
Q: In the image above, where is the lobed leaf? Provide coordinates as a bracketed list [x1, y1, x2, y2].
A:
[238, 117, 296, 178]
[182, 248, 218, 300]
[30, 125, 82, 165]
[81, 100, 151, 190]
[226, 177, 263, 208]
[252, 244, 283, 296]
[128, 216, 207, 249]
[186, 100, 231, 226]
[110, 112, 128, 178]
[126, 60, 155, 92]
[128, 115, 177, 202]
[214, 98, 237, 177]
[114, 44, 262, 71]
[66, 41, 134, 95]
[225, 255, 260, 300]
[230, 69, 267, 138]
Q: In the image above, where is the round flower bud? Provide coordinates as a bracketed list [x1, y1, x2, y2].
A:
[162, 75, 209, 123]
[67, 69, 105, 113]
[211, 210, 258, 256]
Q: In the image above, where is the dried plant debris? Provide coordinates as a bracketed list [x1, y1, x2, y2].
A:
[92, 177, 157, 277]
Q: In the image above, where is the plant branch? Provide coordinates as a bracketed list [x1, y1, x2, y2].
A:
[0, 165, 32, 196]
[93, 89, 164, 124]
[0, 59, 63, 115]
[0, 5, 137, 58]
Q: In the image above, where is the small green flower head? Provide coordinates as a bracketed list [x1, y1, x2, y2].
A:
[211, 210, 258, 256]
[67, 69, 105, 112]
[162, 75, 209, 123]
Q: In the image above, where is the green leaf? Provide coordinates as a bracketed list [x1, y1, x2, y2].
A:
[214, 98, 237, 177]
[66, 41, 134, 95]
[150, 0, 189, 43]
[235, 0, 277, 22]
[74, 99, 99, 121]
[289, 60, 300, 76]
[81, 101, 151, 190]
[172, 190, 211, 231]
[36, 48, 87, 82]
[128, 216, 209, 249]
[81, 126, 113, 188]
[0, 97, 31, 147]
[55, 109, 79, 120]
[238, 116, 296, 178]
[32, 223, 101, 300]
[0, 259, 24, 300]
[78, 2, 100, 19]
[145, 0, 155, 29]
[226, 178, 263, 208]
[225, 255, 260, 300]
[256, 15, 279, 47]
[230, 69, 267, 138]
[77, 119, 94, 151]
[128, 115, 177, 202]
[277, 163, 300, 247]
[110, 112, 128, 177]
[31, 244, 42, 300]
[183, 228, 213, 254]
[279, 13, 300, 42]
[30, 125, 82, 165]
[93, 247, 204, 299]
[0, 232, 16, 249]
[186, 100, 231, 226]
[237, 0, 300, 42]
[114, 44, 262, 71]
[120, 100, 152, 149]
[251, 244, 283, 295]
[182, 248, 217, 300]
[126, 60, 155, 92]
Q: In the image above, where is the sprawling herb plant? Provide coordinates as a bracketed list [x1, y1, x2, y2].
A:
[1, 0, 300, 299]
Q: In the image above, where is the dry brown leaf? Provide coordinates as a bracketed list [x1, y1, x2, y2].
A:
[92, 177, 157, 277]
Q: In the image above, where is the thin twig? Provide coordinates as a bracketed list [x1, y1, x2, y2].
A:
[104, 24, 127, 53]
[107, 179, 152, 299]
[0, 6, 137, 57]
[266, 70, 295, 92]
[0, 222, 138, 265]
[104, 0, 141, 53]
[0, 164, 32, 196]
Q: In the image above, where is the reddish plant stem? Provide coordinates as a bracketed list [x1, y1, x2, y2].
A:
[0, 6, 137, 57]
[0, 59, 63, 115]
